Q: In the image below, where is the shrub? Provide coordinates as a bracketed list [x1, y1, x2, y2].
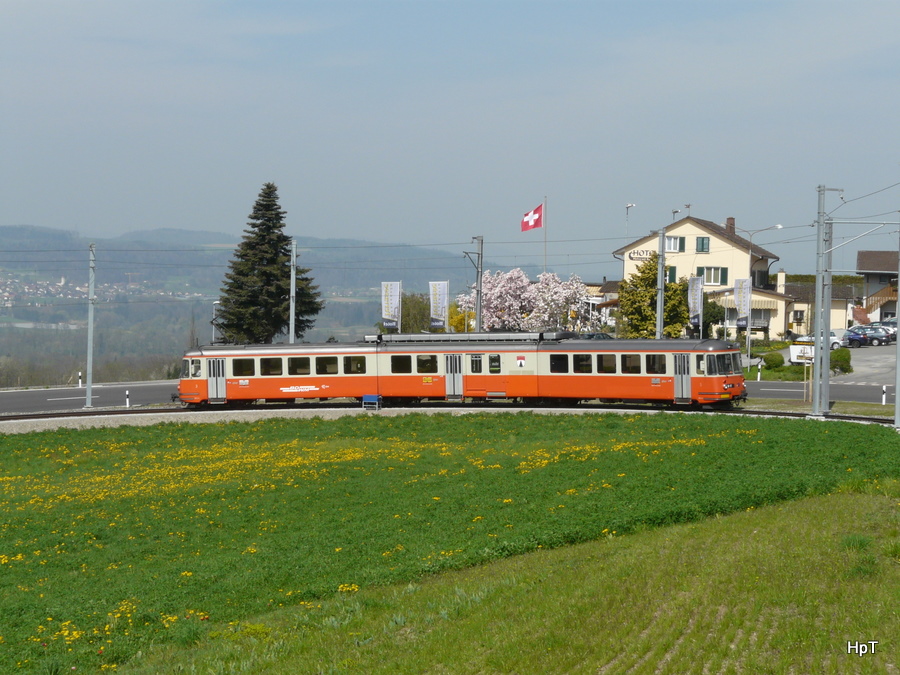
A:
[763, 352, 784, 369]
[830, 348, 852, 374]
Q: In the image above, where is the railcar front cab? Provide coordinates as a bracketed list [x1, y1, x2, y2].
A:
[177, 352, 207, 406]
[694, 343, 747, 407]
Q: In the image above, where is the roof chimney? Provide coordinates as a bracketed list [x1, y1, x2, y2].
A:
[725, 217, 736, 236]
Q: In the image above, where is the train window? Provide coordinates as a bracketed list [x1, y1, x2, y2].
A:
[645, 354, 667, 374]
[489, 354, 501, 374]
[343, 355, 367, 374]
[715, 353, 739, 375]
[706, 355, 718, 375]
[316, 356, 339, 375]
[288, 357, 310, 375]
[573, 354, 592, 373]
[391, 355, 412, 373]
[261, 357, 283, 376]
[597, 354, 616, 373]
[470, 354, 483, 373]
[696, 355, 706, 374]
[417, 355, 438, 374]
[621, 354, 642, 374]
[182, 359, 202, 378]
[233, 358, 255, 377]
[550, 354, 569, 373]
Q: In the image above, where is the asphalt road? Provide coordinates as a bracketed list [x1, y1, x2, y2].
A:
[746, 340, 898, 405]
[0, 381, 179, 415]
[0, 343, 896, 416]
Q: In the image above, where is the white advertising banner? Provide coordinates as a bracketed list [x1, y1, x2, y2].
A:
[381, 281, 401, 331]
[688, 276, 704, 327]
[429, 281, 449, 330]
[735, 278, 751, 328]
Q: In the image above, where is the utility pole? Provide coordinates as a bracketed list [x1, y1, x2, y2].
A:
[84, 244, 96, 408]
[896, 224, 900, 431]
[812, 185, 840, 416]
[656, 229, 666, 339]
[464, 236, 484, 331]
[810, 202, 896, 426]
[289, 238, 297, 343]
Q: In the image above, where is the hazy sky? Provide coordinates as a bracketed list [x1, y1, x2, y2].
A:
[3, 0, 900, 281]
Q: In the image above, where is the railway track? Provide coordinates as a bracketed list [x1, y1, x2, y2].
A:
[0, 401, 896, 428]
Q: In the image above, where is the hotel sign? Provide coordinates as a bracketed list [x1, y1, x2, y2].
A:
[628, 249, 655, 261]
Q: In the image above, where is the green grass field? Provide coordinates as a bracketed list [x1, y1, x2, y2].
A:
[1, 412, 899, 673]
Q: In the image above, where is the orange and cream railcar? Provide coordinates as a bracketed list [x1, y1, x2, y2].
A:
[177, 332, 746, 408]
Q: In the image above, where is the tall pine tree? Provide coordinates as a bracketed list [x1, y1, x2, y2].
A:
[216, 183, 323, 344]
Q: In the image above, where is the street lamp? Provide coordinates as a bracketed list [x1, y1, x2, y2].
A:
[625, 204, 635, 239]
[745, 224, 783, 358]
[212, 300, 220, 343]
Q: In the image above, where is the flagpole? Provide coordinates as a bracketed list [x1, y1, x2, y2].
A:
[542, 196, 547, 274]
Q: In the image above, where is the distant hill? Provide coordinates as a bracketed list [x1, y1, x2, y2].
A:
[0, 224, 84, 249]
[111, 228, 240, 247]
[0, 225, 538, 296]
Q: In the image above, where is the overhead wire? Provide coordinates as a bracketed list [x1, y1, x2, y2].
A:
[827, 180, 900, 217]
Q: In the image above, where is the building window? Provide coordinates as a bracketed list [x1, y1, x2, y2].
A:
[698, 266, 728, 286]
[696, 237, 710, 253]
[792, 310, 805, 323]
[665, 236, 685, 253]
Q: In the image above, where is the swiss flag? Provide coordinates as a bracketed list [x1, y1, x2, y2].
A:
[521, 204, 543, 231]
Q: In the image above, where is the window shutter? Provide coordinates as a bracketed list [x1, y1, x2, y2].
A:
[667, 266, 676, 283]
[678, 237, 686, 252]
[697, 267, 705, 278]
[721, 267, 728, 285]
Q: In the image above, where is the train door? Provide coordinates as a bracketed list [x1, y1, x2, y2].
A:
[445, 353, 463, 401]
[207, 357, 227, 404]
[674, 353, 691, 403]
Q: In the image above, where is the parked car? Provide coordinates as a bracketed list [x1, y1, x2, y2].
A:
[849, 325, 890, 346]
[834, 328, 869, 348]
[867, 321, 897, 342]
[794, 332, 848, 350]
[829, 330, 849, 349]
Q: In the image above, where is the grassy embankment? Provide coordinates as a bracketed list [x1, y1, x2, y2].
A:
[1, 413, 898, 673]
